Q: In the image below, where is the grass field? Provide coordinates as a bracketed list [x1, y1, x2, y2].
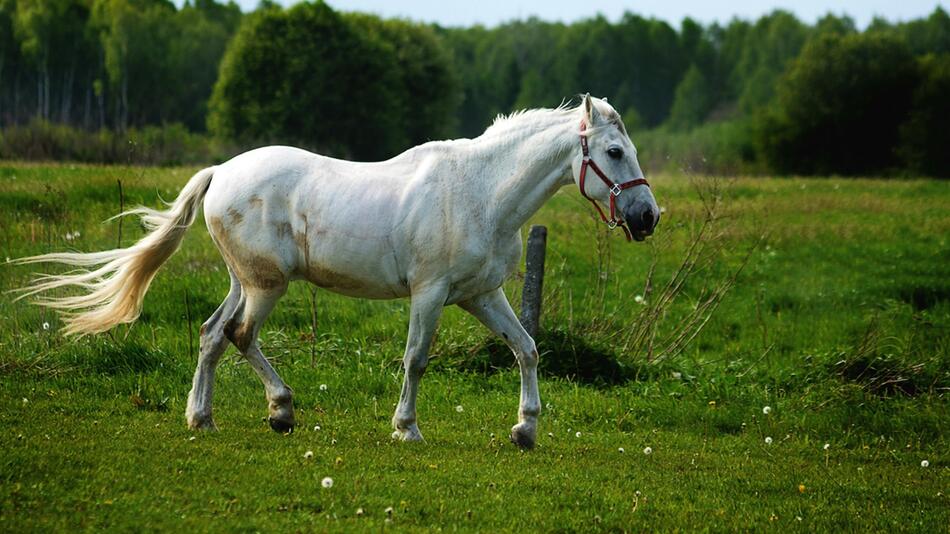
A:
[1, 163, 948, 531]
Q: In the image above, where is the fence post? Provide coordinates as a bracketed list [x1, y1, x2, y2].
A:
[520, 225, 547, 340]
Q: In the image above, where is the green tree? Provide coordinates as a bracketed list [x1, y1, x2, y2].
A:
[759, 33, 918, 175]
[733, 10, 808, 113]
[345, 14, 459, 144]
[898, 54, 950, 177]
[209, 1, 405, 160]
[667, 63, 712, 129]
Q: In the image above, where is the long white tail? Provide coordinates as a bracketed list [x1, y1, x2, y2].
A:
[11, 167, 216, 336]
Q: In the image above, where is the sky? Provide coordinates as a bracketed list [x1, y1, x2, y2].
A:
[224, 0, 947, 29]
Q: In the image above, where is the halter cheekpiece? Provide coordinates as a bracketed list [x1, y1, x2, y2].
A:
[578, 121, 650, 241]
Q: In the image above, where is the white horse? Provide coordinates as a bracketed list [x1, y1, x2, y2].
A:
[14, 95, 658, 449]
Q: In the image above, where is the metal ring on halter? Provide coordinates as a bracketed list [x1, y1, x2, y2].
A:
[609, 183, 623, 196]
[606, 220, 618, 229]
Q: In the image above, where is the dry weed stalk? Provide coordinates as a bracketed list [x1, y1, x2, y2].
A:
[583, 175, 759, 365]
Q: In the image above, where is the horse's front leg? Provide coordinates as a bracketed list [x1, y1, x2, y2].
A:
[458, 288, 541, 449]
[392, 283, 448, 442]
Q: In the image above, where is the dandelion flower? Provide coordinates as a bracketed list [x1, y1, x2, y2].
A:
[21, 398, 28, 404]
[823, 443, 830, 451]
[455, 405, 464, 413]
[385, 506, 394, 515]
[304, 450, 314, 459]
[921, 460, 930, 468]
[643, 446, 653, 455]
[313, 425, 321, 431]
[188, 436, 196, 441]
[319, 384, 328, 391]
[321, 477, 333, 488]
[356, 508, 364, 517]
[765, 436, 773, 445]
[618, 447, 625, 453]
[42, 322, 50, 331]
[547, 432, 554, 438]
[634, 295, 645, 304]
[762, 406, 771, 415]
[575, 431, 582, 438]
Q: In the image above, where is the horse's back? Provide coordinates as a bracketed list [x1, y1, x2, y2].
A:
[203, 145, 411, 298]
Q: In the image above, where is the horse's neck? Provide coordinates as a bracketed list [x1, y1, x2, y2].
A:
[473, 116, 577, 236]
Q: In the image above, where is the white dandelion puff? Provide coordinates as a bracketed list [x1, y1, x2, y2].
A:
[921, 460, 930, 468]
[455, 405, 464, 413]
[618, 447, 625, 453]
[42, 322, 50, 331]
[823, 443, 830, 451]
[356, 508, 364, 516]
[634, 295, 645, 304]
[762, 406, 771, 415]
[304, 450, 314, 459]
[575, 431, 582, 438]
[319, 384, 328, 391]
[765, 436, 773, 445]
[313, 425, 321, 431]
[321, 477, 334, 488]
[385, 506, 394, 515]
[643, 446, 653, 455]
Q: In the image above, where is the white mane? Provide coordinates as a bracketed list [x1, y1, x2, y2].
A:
[481, 98, 625, 144]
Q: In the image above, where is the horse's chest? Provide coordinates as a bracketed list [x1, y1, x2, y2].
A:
[445, 234, 521, 303]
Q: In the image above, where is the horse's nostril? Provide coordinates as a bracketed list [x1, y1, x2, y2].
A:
[641, 208, 654, 228]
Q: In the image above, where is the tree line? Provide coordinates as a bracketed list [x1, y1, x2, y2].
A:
[1, 0, 947, 176]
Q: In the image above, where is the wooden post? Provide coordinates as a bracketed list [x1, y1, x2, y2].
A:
[520, 225, 547, 340]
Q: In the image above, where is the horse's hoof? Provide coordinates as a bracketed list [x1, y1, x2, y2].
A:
[268, 417, 295, 434]
[510, 423, 536, 450]
[187, 414, 218, 431]
[392, 427, 424, 442]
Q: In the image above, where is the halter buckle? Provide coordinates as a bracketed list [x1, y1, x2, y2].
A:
[609, 184, 622, 196]
[606, 219, 618, 229]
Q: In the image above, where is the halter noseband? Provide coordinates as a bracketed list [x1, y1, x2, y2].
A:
[578, 121, 650, 241]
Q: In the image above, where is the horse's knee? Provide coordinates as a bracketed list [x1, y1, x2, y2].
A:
[517, 344, 539, 369]
[404, 350, 428, 377]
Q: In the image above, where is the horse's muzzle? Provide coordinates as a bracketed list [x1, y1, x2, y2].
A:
[624, 203, 658, 241]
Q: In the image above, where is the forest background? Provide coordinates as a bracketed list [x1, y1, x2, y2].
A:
[1, 0, 948, 177]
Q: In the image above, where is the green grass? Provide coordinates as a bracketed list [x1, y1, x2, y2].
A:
[1, 163, 948, 531]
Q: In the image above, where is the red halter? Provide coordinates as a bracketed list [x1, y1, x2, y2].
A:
[578, 121, 650, 241]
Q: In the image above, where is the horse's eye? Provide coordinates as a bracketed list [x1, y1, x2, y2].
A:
[607, 147, 623, 159]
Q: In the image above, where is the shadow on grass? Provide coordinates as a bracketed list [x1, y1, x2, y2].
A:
[437, 328, 660, 386]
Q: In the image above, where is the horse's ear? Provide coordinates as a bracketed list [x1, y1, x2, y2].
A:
[583, 93, 603, 126]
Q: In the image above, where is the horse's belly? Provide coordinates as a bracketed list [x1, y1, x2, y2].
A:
[299, 240, 407, 299]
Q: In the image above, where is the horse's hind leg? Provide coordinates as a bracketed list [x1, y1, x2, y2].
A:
[224, 284, 296, 433]
[186, 270, 242, 430]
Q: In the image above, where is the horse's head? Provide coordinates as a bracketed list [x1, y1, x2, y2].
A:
[571, 95, 659, 242]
